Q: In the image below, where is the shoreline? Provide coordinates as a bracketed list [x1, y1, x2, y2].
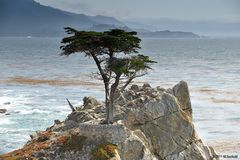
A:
[207, 139, 240, 154]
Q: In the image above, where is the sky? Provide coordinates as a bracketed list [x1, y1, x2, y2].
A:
[36, 0, 240, 22]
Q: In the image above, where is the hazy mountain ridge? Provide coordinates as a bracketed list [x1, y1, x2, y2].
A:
[0, 0, 201, 38]
[125, 18, 240, 37]
[0, 0, 123, 36]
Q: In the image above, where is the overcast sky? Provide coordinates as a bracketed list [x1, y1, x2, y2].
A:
[36, 0, 240, 21]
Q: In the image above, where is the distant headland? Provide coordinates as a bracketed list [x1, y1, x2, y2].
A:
[0, 0, 201, 38]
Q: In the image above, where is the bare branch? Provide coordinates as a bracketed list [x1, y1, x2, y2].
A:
[121, 72, 147, 91]
[66, 98, 76, 112]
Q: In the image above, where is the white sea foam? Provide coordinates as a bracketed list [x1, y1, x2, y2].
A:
[0, 119, 14, 125]
[15, 109, 49, 115]
[0, 96, 13, 105]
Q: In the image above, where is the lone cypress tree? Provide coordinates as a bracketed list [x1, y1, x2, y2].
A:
[61, 28, 155, 124]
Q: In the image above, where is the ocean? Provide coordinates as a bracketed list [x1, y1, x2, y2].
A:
[0, 37, 240, 154]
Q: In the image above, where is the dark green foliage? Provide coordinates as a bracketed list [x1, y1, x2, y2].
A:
[61, 27, 104, 56]
[61, 27, 141, 56]
[107, 54, 156, 76]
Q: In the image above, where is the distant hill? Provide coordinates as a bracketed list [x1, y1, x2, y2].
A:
[0, 0, 124, 36]
[85, 24, 131, 32]
[139, 30, 201, 38]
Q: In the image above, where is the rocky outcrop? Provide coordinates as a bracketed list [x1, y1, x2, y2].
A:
[172, 81, 192, 118]
[0, 81, 218, 160]
[0, 108, 7, 114]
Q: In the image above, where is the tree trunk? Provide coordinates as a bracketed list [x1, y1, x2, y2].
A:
[106, 92, 115, 124]
[107, 85, 117, 124]
[90, 53, 112, 123]
[107, 74, 121, 124]
[105, 83, 112, 124]
[107, 97, 114, 124]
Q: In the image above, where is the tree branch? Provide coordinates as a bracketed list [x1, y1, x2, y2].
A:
[91, 53, 108, 83]
[121, 72, 147, 91]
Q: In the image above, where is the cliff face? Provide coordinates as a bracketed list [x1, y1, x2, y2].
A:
[0, 81, 218, 160]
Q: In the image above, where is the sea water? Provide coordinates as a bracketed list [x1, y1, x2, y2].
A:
[0, 37, 240, 154]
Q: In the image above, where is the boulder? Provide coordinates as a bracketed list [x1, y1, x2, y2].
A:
[0, 109, 7, 114]
[3, 102, 11, 105]
[142, 83, 151, 89]
[130, 84, 140, 92]
[83, 96, 101, 109]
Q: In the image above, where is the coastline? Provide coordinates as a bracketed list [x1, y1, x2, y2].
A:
[207, 139, 240, 154]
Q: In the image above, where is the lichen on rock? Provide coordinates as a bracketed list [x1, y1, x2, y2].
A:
[92, 143, 118, 160]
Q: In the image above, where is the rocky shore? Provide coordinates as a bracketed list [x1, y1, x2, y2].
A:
[0, 81, 218, 160]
